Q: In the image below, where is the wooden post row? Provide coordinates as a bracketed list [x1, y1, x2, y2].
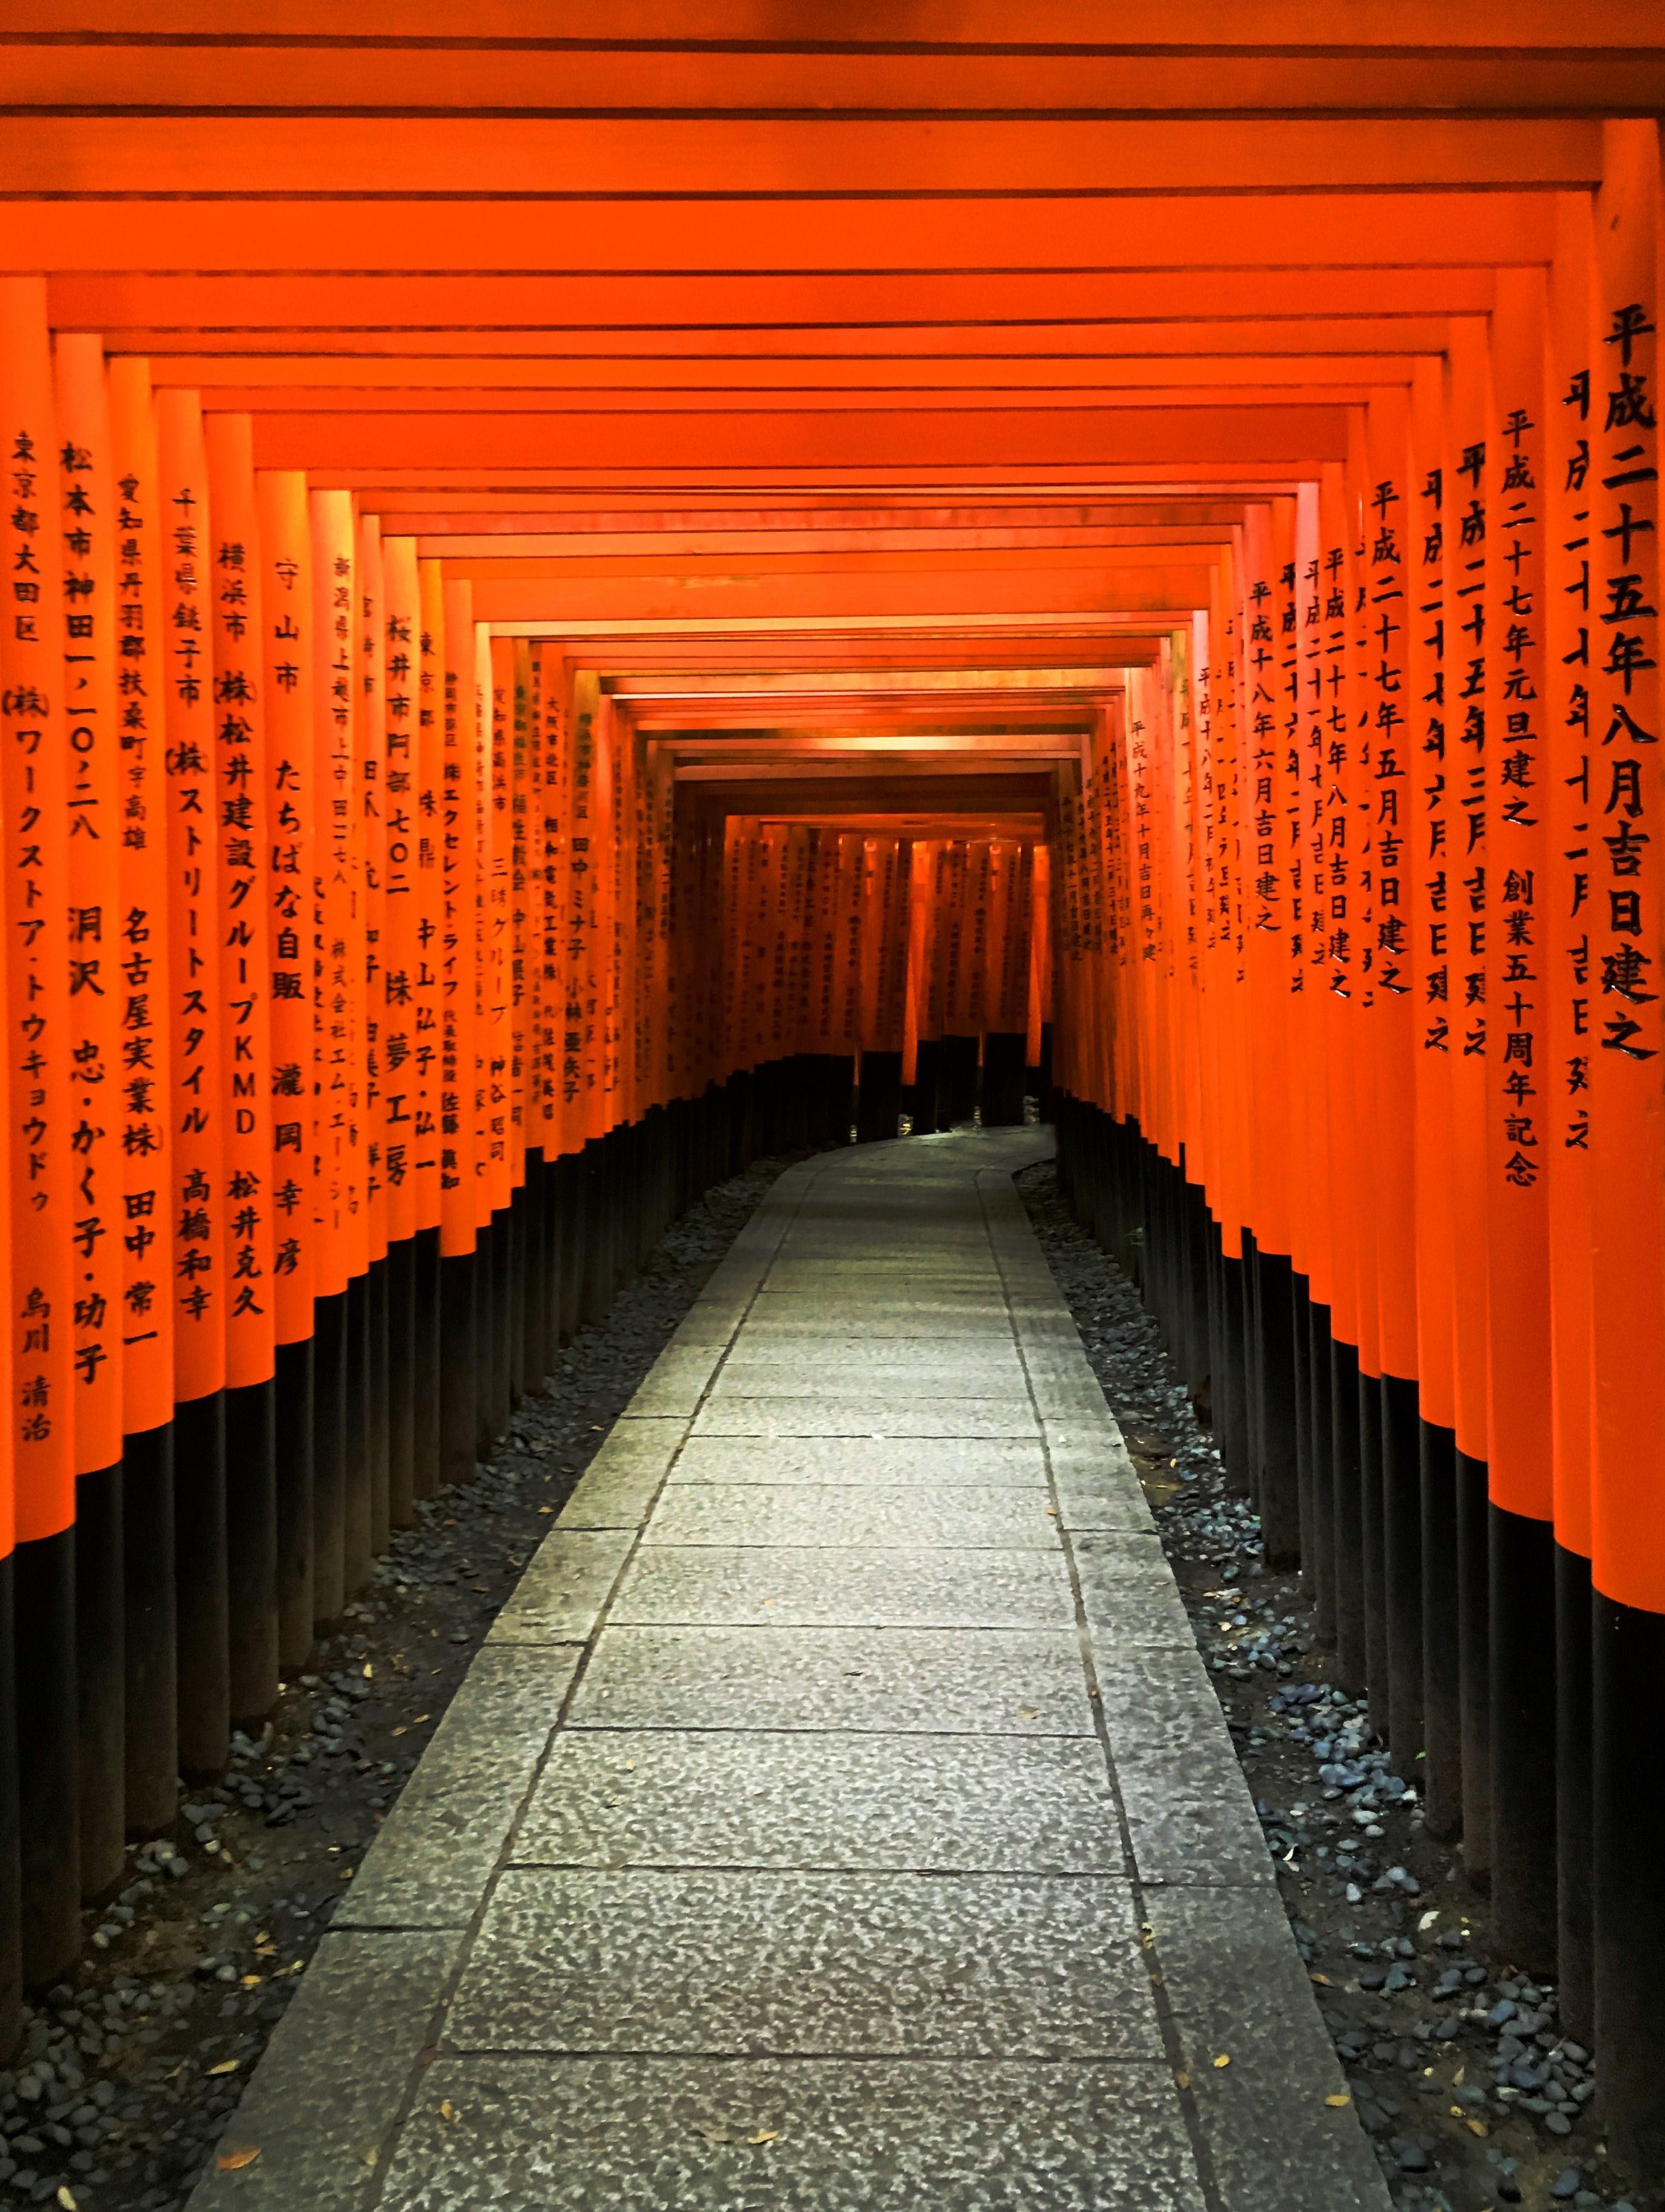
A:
[1042, 120, 1665, 2159]
[0, 304, 1071, 2039]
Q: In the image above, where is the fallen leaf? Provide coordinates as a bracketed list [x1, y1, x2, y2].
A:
[240, 1975, 261, 1989]
[1173, 2070, 1191, 2090]
[1324, 2093, 1351, 2109]
[1309, 1972, 1331, 1986]
[414, 1714, 430, 1724]
[438, 2101, 456, 2124]
[539, 1505, 554, 1515]
[391, 1726, 406, 1738]
[362, 1664, 373, 1679]
[1212, 2054, 1231, 2070]
[215, 2149, 261, 2173]
[748, 2130, 779, 2146]
[1467, 2119, 1489, 2138]
[57, 2190, 78, 2210]
[208, 2060, 240, 2077]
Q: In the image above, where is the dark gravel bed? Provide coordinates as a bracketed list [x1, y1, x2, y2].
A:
[4, 1150, 803, 2212]
[1016, 1157, 1653, 2212]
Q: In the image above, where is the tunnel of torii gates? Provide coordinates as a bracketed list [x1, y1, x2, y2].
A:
[1, 0, 1665, 2172]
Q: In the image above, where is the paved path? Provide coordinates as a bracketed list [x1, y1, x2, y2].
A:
[193, 1131, 1388, 2211]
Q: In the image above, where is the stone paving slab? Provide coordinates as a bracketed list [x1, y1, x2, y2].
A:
[191, 1130, 1389, 2212]
[643, 1480, 1058, 1548]
[374, 2057, 1208, 2212]
[624, 1344, 728, 1414]
[610, 1543, 1075, 1626]
[1054, 1479, 1161, 1532]
[736, 1309, 1023, 1338]
[513, 1731, 1126, 1871]
[1147, 1887, 1392, 2211]
[707, 1357, 1026, 1398]
[691, 1393, 1040, 1438]
[486, 1527, 637, 1645]
[337, 1646, 580, 1929]
[720, 1334, 1025, 1373]
[556, 1415, 688, 1528]
[449, 1867, 1161, 2057]
[186, 1929, 463, 2207]
[668, 1434, 1049, 1485]
[568, 1623, 1098, 1735]
[1122, 1792, 1279, 1889]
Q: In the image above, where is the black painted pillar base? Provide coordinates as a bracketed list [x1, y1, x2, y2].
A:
[507, 1181, 528, 1406]
[174, 1389, 229, 1781]
[1219, 1238, 1251, 1495]
[1240, 1223, 1263, 1504]
[0, 1553, 17, 2052]
[491, 1205, 513, 1438]
[224, 1376, 279, 1727]
[911, 1039, 941, 1134]
[1359, 1368, 1389, 1741]
[75, 1458, 125, 1900]
[1489, 1502, 1558, 1975]
[1555, 1544, 1595, 2043]
[1380, 1375, 1424, 1768]
[273, 1337, 314, 1673]
[385, 1237, 417, 1529]
[474, 1218, 499, 1462]
[343, 1270, 373, 1598]
[1307, 1301, 1336, 1646]
[541, 1157, 565, 1375]
[412, 1227, 442, 1500]
[16, 1525, 79, 1987]
[1330, 1338, 1366, 1690]
[1250, 1247, 1300, 1568]
[519, 1150, 548, 1393]
[1419, 1418, 1463, 1840]
[855, 1050, 903, 1143]
[1291, 1272, 1314, 1574]
[1592, 1589, 1665, 2178]
[580, 1142, 610, 1327]
[367, 1254, 391, 1558]
[439, 1247, 479, 1488]
[1455, 1448, 1493, 1889]
[981, 1031, 1026, 1126]
[557, 1152, 583, 1346]
[122, 1421, 176, 1835]
[311, 1288, 348, 1624]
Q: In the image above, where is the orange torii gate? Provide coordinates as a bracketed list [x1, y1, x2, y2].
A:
[0, 7, 1658, 2182]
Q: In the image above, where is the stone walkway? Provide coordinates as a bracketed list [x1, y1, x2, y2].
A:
[192, 1131, 1389, 2211]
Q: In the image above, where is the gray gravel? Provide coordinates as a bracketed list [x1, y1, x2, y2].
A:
[1016, 1156, 1654, 2212]
[8, 1149, 807, 2212]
